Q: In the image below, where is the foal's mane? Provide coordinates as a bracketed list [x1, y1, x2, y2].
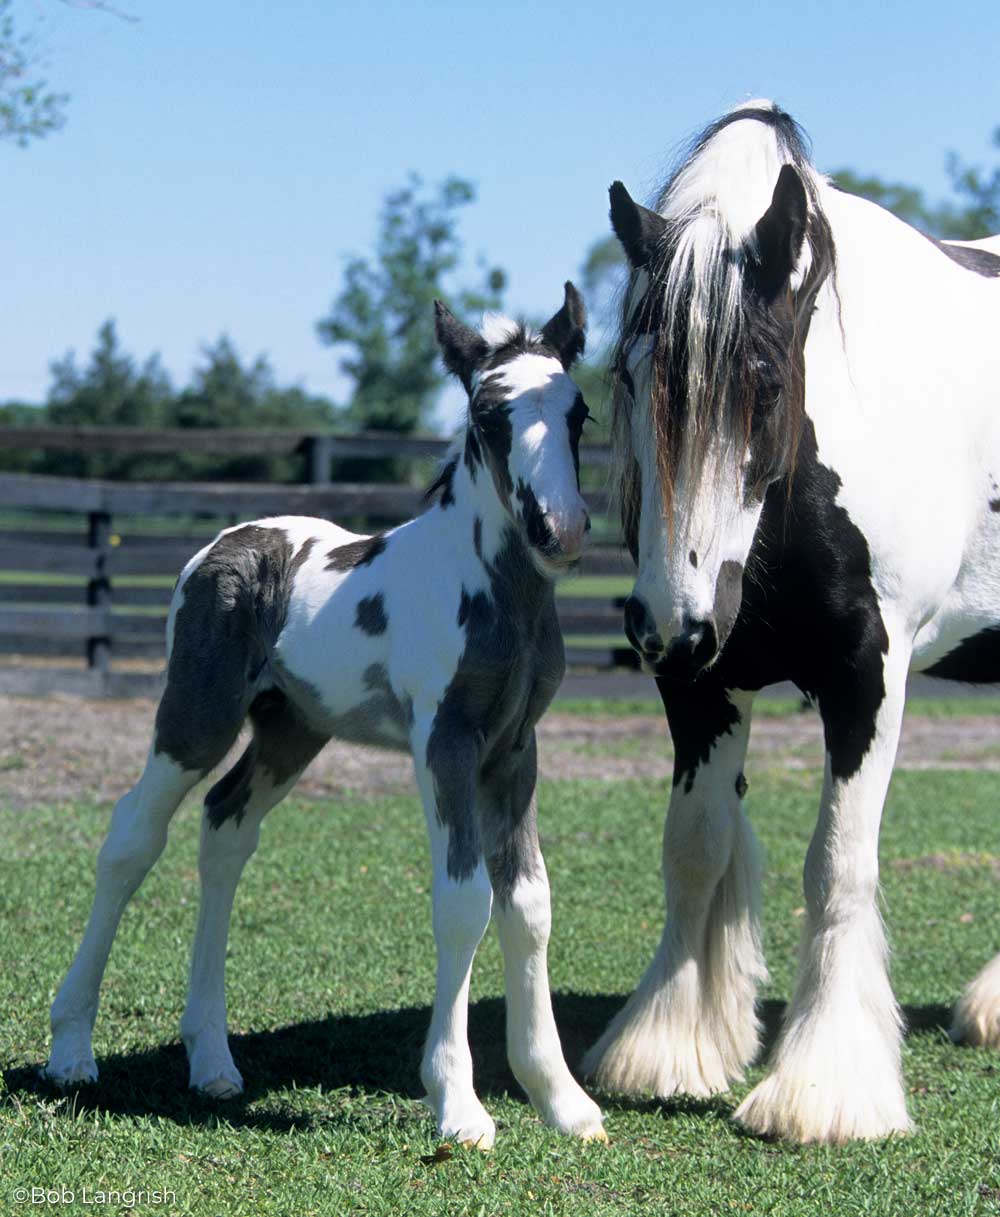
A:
[611, 101, 837, 539]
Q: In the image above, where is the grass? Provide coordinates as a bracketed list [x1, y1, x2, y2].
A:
[3, 763, 1000, 1215]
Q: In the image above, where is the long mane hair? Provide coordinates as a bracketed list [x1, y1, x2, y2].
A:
[611, 101, 837, 543]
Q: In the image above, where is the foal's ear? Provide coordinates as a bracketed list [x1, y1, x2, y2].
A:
[540, 281, 587, 369]
[609, 180, 668, 269]
[434, 300, 489, 393]
[751, 164, 808, 301]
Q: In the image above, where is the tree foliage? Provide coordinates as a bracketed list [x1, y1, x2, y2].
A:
[317, 175, 506, 437]
[0, 321, 337, 481]
[0, 0, 67, 146]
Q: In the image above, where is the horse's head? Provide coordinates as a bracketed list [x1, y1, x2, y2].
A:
[609, 121, 832, 680]
[434, 282, 591, 576]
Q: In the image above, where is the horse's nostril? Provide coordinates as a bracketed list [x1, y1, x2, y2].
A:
[624, 595, 661, 654]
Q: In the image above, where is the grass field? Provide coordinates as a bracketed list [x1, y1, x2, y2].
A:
[3, 762, 1000, 1215]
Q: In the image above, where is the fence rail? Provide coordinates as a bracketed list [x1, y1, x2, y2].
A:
[0, 427, 634, 697]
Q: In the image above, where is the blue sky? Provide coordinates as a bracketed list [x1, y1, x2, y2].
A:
[5, 0, 1000, 424]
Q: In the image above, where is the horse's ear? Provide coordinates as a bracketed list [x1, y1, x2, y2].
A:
[434, 301, 489, 392]
[752, 164, 808, 300]
[540, 281, 587, 369]
[609, 180, 668, 268]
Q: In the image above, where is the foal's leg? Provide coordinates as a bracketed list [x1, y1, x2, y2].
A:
[46, 748, 200, 1085]
[735, 639, 912, 1143]
[584, 685, 764, 1098]
[412, 713, 495, 1148]
[181, 698, 328, 1098]
[480, 737, 606, 1139]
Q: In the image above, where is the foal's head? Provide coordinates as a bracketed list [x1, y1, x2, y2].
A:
[434, 282, 591, 575]
[608, 104, 834, 679]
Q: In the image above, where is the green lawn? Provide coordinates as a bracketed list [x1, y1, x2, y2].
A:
[3, 768, 1000, 1215]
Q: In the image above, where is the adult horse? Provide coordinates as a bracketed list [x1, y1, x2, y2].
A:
[583, 100, 1000, 1143]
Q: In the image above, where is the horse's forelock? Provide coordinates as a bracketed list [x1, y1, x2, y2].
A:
[609, 102, 834, 530]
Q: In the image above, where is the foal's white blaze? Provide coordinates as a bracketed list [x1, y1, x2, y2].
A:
[494, 351, 589, 561]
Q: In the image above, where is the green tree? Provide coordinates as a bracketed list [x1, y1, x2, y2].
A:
[317, 175, 506, 448]
[0, 0, 67, 146]
[45, 319, 173, 476]
[168, 336, 335, 481]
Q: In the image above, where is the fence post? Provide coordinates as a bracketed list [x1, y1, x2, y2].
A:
[86, 510, 112, 687]
[304, 435, 333, 484]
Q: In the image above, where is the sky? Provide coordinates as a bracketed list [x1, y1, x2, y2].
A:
[5, 0, 1000, 428]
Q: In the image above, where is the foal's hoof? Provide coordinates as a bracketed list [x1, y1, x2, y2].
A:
[42, 1055, 98, 1088]
[192, 1070, 244, 1100]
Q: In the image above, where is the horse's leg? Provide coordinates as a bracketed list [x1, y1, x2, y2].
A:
[180, 696, 328, 1098]
[45, 747, 201, 1086]
[479, 736, 606, 1140]
[584, 685, 764, 1098]
[734, 637, 912, 1143]
[411, 712, 495, 1148]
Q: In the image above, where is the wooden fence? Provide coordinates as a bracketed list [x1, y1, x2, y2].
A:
[0, 426, 637, 697]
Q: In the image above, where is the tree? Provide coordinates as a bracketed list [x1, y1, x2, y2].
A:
[317, 175, 506, 444]
[45, 319, 173, 476]
[168, 336, 335, 481]
[0, 0, 67, 146]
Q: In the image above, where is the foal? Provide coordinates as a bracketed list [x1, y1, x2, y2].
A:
[45, 284, 606, 1148]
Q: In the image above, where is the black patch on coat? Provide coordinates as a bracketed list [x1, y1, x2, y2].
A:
[326, 533, 387, 572]
[735, 772, 748, 799]
[479, 738, 542, 906]
[205, 686, 328, 827]
[473, 517, 483, 560]
[515, 479, 554, 552]
[464, 429, 482, 479]
[990, 498, 1000, 513]
[701, 417, 890, 783]
[689, 550, 698, 568]
[565, 393, 590, 478]
[925, 233, 1000, 279]
[472, 377, 515, 503]
[925, 627, 1000, 683]
[427, 526, 564, 883]
[155, 528, 316, 776]
[458, 586, 492, 630]
[657, 677, 743, 793]
[424, 455, 458, 508]
[355, 593, 388, 636]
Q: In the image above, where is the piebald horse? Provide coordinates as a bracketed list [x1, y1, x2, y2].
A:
[586, 101, 1000, 1143]
[45, 285, 606, 1148]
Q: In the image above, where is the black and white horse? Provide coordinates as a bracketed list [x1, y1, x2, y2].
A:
[45, 284, 607, 1148]
[584, 101, 1000, 1143]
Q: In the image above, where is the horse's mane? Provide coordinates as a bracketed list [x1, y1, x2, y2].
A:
[611, 100, 836, 540]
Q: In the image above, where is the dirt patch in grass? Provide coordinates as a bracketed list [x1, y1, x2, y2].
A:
[0, 695, 996, 810]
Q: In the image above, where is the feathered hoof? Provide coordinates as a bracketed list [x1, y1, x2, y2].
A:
[733, 1072, 913, 1144]
[952, 985, 1000, 1049]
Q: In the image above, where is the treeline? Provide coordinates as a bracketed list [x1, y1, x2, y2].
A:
[0, 322, 338, 482]
[3, 134, 998, 487]
[0, 176, 507, 484]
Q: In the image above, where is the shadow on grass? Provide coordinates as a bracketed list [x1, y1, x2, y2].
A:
[4, 993, 954, 1134]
